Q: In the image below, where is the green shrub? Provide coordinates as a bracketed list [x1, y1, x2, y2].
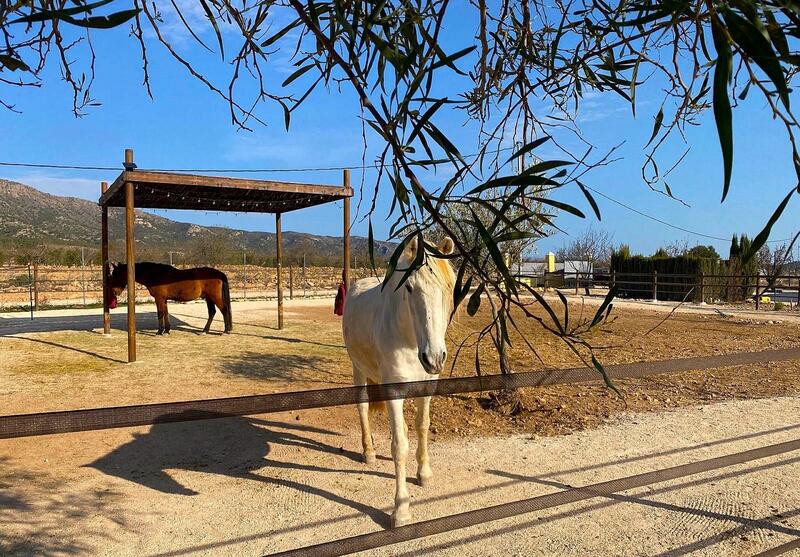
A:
[774, 301, 786, 311]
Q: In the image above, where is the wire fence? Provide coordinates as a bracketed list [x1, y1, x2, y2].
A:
[0, 260, 382, 312]
[518, 270, 800, 310]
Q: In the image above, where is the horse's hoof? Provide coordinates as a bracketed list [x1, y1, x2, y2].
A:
[200, 331, 207, 335]
[418, 472, 433, 487]
[363, 453, 376, 465]
[156, 331, 164, 336]
[391, 511, 411, 529]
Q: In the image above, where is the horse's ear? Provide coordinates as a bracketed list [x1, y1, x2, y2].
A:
[437, 237, 454, 255]
[402, 235, 419, 260]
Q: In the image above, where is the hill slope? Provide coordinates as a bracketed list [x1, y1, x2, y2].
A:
[0, 179, 394, 262]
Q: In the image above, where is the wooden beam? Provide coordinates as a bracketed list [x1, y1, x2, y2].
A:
[101, 181, 111, 335]
[124, 150, 137, 363]
[343, 169, 351, 288]
[276, 212, 284, 330]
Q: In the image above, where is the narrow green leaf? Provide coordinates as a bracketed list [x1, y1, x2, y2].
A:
[282, 64, 315, 87]
[742, 188, 796, 262]
[645, 106, 664, 147]
[467, 283, 484, 316]
[506, 136, 551, 164]
[711, 18, 734, 202]
[592, 355, 623, 399]
[577, 181, 602, 221]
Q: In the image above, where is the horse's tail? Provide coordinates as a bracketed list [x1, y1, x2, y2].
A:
[367, 378, 386, 413]
[221, 274, 233, 332]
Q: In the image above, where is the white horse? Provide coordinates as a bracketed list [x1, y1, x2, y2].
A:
[342, 235, 456, 528]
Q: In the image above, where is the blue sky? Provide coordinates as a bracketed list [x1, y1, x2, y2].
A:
[1, 4, 798, 258]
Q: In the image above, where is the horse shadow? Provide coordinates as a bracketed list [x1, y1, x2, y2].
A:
[87, 412, 391, 527]
[0, 312, 190, 336]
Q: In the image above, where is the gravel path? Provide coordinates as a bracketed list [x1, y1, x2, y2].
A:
[2, 396, 799, 556]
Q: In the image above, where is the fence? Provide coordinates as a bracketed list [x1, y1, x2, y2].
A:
[2, 347, 800, 556]
[0, 262, 382, 312]
[519, 271, 800, 309]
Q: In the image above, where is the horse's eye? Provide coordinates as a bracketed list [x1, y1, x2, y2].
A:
[405, 283, 413, 293]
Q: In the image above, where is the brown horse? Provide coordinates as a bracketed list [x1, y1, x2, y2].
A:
[108, 262, 232, 335]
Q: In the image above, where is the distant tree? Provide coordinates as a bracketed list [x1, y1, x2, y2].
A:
[187, 235, 235, 267]
[686, 245, 720, 259]
[729, 234, 741, 260]
[653, 248, 669, 258]
[665, 238, 690, 257]
[12, 238, 46, 266]
[614, 244, 632, 260]
[555, 229, 614, 268]
[758, 243, 793, 277]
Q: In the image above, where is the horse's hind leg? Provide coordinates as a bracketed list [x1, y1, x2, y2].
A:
[155, 297, 166, 336]
[203, 298, 216, 334]
[414, 396, 433, 487]
[163, 302, 171, 334]
[354, 369, 376, 464]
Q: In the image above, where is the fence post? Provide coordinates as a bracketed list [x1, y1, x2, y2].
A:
[575, 271, 580, 295]
[796, 274, 800, 308]
[80, 246, 87, 307]
[27, 263, 34, 321]
[242, 252, 247, 300]
[289, 264, 294, 300]
[32, 262, 39, 310]
[650, 269, 657, 302]
[610, 270, 615, 291]
[755, 271, 761, 310]
[699, 271, 705, 304]
[302, 254, 307, 298]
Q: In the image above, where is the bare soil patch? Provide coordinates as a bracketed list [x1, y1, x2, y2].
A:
[1, 297, 798, 441]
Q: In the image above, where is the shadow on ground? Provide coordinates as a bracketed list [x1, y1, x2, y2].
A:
[88, 412, 390, 527]
[218, 350, 350, 384]
[0, 311, 189, 336]
[0, 457, 129, 556]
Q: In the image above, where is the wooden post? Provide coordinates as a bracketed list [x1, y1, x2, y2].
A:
[124, 149, 137, 363]
[243, 251, 247, 300]
[755, 271, 761, 310]
[302, 254, 306, 298]
[289, 264, 294, 300]
[574, 271, 580, 295]
[101, 181, 111, 335]
[343, 169, 351, 288]
[652, 269, 658, 302]
[796, 274, 800, 307]
[32, 262, 39, 310]
[276, 212, 284, 329]
[610, 270, 616, 290]
[699, 271, 705, 304]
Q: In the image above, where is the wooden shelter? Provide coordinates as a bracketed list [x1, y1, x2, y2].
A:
[100, 149, 353, 363]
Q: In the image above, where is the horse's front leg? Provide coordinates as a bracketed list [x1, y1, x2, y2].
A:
[163, 302, 171, 334]
[387, 398, 411, 528]
[415, 396, 433, 487]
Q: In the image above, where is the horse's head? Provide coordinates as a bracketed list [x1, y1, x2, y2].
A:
[391, 236, 456, 375]
[107, 263, 127, 309]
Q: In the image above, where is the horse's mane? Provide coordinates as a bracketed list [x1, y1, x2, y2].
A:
[135, 262, 178, 272]
[429, 257, 456, 296]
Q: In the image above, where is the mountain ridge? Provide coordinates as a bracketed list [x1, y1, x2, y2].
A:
[0, 179, 394, 263]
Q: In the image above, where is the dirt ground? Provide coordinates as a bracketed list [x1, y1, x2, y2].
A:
[1, 296, 800, 555]
[1, 295, 799, 436]
[2, 397, 799, 556]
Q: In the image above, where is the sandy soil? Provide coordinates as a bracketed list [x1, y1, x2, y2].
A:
[1, 397, 799, 556]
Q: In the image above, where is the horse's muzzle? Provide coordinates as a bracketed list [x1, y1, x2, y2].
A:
[419, 349, 446, 374]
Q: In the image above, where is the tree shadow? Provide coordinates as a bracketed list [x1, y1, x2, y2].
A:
[87, 412, 391, 528]
[218, 351, 351, 384]
[0, 456, 129, 556]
